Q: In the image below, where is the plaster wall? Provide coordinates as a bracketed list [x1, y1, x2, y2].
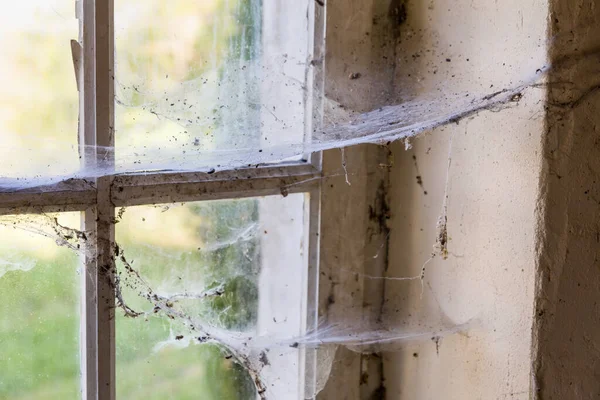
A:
[384, 0, 549, 398]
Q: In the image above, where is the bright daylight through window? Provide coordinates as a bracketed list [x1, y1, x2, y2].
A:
[0, 0, 322, 399]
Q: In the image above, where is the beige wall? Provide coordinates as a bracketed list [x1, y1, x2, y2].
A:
[385, 95, 544, 399]
[533, 0, 600, 398]
[385, 0, 548, 399]
[383, 0, 600, 399]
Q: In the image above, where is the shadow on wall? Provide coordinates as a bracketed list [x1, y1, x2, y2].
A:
[533, 0, 600, 397]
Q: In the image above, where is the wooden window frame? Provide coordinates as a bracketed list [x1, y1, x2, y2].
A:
[0, 1, 326, 399]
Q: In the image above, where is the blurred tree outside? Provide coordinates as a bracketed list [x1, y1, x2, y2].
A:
[0, 0, 265, 399]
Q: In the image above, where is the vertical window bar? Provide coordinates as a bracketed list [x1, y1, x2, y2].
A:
[303, 2, 325, 394]
[304, 186, 322, 398]
[80, 0, 98, 398]
[308, 0, 326, 171]
[95, 0, 116, 399]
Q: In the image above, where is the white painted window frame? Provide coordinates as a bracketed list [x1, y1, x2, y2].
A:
[0, 1, 326, 399]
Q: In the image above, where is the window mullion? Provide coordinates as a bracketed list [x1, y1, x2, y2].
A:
[95, 184, 115, 400]
[80, 0, 98, 399]
[80, 0, 116, 398]
[95, 0, 116, 399]
[110, 164, 321, 206]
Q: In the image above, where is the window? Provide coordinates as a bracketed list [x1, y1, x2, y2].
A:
[0, 1, 324, 399]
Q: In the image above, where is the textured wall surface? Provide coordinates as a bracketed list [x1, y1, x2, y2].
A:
[318, 1, 396, 398]
[384, 0, 549, 398]
[319, 0, 600, 398]
[533, 1, 600, 399]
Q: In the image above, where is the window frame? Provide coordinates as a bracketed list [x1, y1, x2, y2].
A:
[0, 0, 325, 398]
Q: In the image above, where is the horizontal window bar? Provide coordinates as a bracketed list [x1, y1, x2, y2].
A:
[112, 164, 321, 207]
[0, 164, 320, 214]
[0, 180, 96, 216]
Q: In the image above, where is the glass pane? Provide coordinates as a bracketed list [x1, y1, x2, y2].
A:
[0, 214, 81, 399]
[0, 1, 79, 183]
[115, 194, 309, 399]
[114, 0, 313, 171]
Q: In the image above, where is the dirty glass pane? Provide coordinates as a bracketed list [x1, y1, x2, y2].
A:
[0, 1, 79, 182]
[0, 214, 81, 399]
[114, 0, 312, 170]
[115, 194, 309, 399]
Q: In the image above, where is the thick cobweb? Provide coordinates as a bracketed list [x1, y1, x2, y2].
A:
[0, 207, 472, 399]
[0, 0, 555, 192]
